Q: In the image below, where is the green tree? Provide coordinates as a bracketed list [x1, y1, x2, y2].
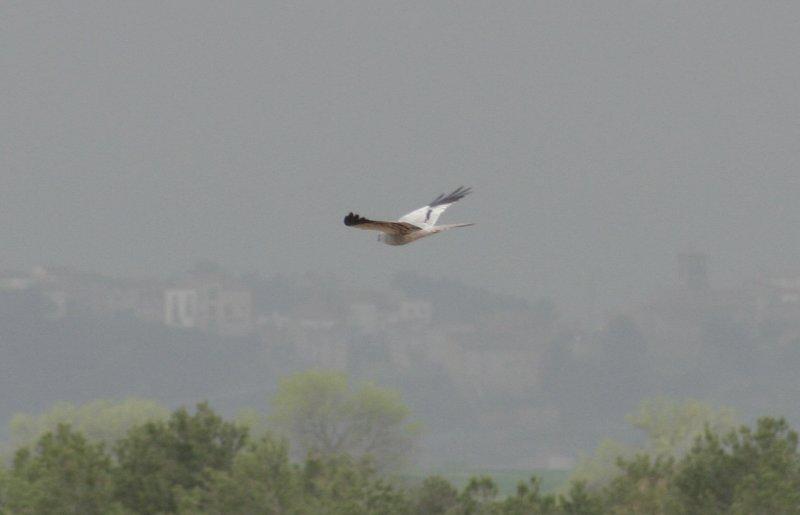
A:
[496, 476, 559, 514]
[570, 438, 635, 490]
[270, 369, 419, 471]
[626, 397, 736, 457]
[673, 417, 800, 514]
[175, 433, 303, 515]
[581, 416, 800, 514]
[413, 475, 459, 514]
[113, 402, 247, 514]
[300, 455, 412, 514]
[558, 481, 603, 515]
[2, 424, 124, 514]
[457, 475, 498, 514]
[178, 441, 411, 514]
[571, 397, 736, 488]
[600, 455, 678, 515]
[234, 407, 269, 439]
[7, 398, 169, 453]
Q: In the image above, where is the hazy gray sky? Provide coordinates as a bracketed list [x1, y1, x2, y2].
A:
[3, 2, 800, 314]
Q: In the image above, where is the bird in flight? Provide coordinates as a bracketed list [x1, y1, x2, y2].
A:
[344, 186, 474, 245]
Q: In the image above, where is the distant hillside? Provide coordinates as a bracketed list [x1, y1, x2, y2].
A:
[391, 271, 533, 321]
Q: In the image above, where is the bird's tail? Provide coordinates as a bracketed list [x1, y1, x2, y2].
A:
[429, 222, 475, 233]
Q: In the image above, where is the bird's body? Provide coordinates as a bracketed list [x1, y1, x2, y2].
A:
[344, 187, 473, 246]
[376, 223, 474, 245]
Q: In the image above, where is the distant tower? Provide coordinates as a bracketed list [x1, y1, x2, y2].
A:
[677, 253, 709, 291]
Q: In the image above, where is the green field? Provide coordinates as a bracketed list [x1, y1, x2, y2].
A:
[405, 468, 572, 497]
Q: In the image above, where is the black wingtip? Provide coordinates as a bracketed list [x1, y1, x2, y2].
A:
[344, 212, 366, 226]
[430, 186, 472, 207]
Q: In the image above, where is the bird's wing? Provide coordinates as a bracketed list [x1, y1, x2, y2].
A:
[343, 213, 420, 235]
[398, 186, 472, 227]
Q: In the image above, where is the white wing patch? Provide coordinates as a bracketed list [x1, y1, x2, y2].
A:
[398, 186, 472, 227]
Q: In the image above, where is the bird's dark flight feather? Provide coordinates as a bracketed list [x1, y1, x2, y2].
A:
[429, 186, 472, 208]
[344, 212, 419, 234]
[344, 212, 370, 226]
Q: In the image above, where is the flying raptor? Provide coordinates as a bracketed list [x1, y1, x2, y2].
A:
[344, 187, 474, 245]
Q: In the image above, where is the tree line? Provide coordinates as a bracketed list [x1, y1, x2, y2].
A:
[1, 372, 799, 513]
[2, 407, 798, 513]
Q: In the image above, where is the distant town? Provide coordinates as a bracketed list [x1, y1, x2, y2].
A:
[3, 254, 800, 468]
[3, 253, 800, 344]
